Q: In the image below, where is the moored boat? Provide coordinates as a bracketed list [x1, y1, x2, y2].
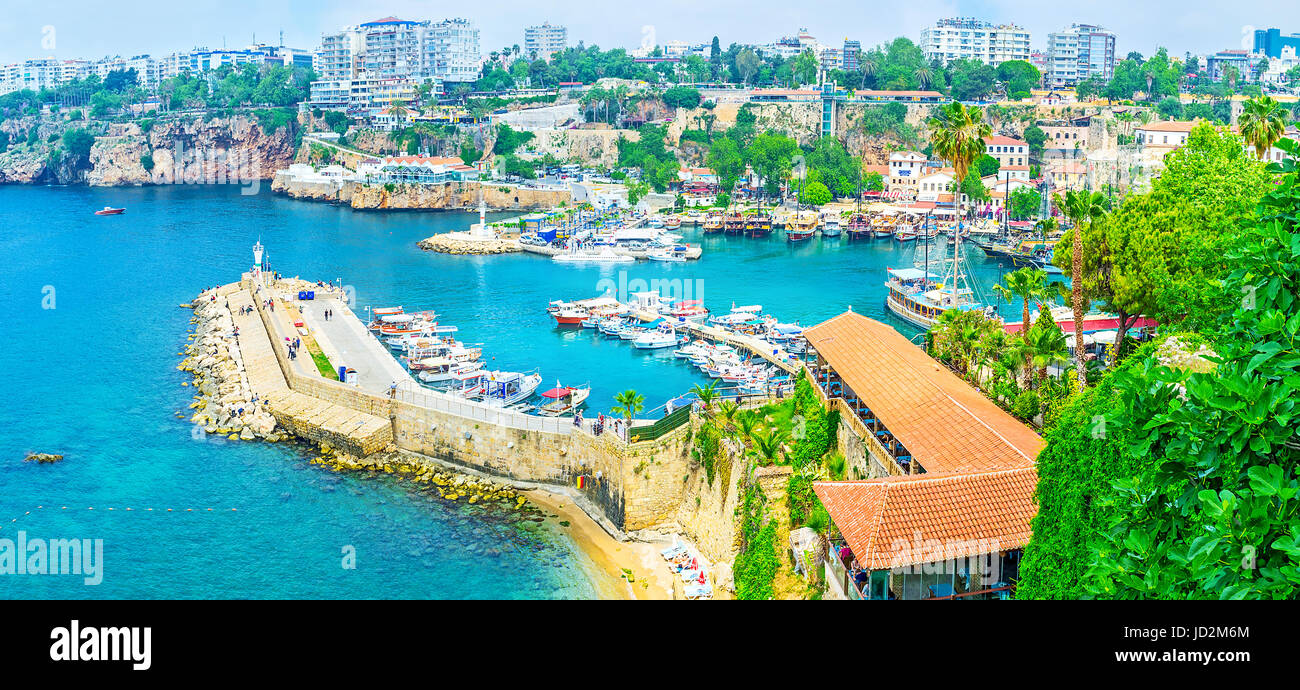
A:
[538, 383, 592, 416]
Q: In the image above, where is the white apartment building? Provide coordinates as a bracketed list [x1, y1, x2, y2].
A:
[920, 17, 1031, 66]
[888, 151, 928, 194]
[524, 22, 567, 60]
[1045, 24, 1116, 88]
[313, 16, 481, 87]
[984, 135, 1029, 168]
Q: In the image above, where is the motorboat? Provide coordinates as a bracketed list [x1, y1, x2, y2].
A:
[94, 206, 126, 215]
[553, 248, 635, 264]
[537, 383, 592, 417]
[646, 245, 688, 262]
[821, 215, 842, 237]
[480, 370, 543, 407]
[417, 359, 482, 383]
[632, 327, 684, 349]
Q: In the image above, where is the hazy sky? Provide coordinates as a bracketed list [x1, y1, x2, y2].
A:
[2, 0, 1298, 65]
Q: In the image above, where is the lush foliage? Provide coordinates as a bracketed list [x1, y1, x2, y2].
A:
[1086, 144, 1300, 598]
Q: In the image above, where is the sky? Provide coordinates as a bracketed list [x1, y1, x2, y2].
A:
[2, 0, 1299, 65]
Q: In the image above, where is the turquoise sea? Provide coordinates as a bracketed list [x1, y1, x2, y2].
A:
[0, 184, 1019, 599]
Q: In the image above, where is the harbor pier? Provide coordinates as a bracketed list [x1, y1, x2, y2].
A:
[192, 269, 702, 533]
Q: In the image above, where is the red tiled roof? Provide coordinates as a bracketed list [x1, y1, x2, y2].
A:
[1140, 120, 1197, 133]
[857, 89, 945, 98]
[984, 135, 1027, 147]
[1001, 165, 1030, 171]
[803, 311, 1042, 474]
[814, 468, 1039, 570]
[863, 164, 890, 176]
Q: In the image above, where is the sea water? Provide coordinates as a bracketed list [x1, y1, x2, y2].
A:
[0, 184, 1019, 598]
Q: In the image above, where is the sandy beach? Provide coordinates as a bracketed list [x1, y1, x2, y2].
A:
[525, 489, 677, 600]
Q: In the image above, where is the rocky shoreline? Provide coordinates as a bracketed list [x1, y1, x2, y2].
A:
[417, 232, 521, 255]
[176, 288, 284, 442]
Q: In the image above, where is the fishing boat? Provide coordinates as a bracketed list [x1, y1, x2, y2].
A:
[552, 306, 589, 325]
[665, 299, 709, 322]
[417, 358, 482, 383]
[632, 325, 687, 349]
[537, 382, 592, 417]
[480, 370, 544, 407]
[445, 369, 488, 399]
[664, 216, 682, 230]
[872, 215, 895, 238]
[893, 224, 918, 242]
[702, 212, 725, 234]
[821, 214, 842, 237]
[94, 206, 126, 215]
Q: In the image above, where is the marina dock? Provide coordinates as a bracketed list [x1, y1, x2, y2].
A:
[626, 308, 800, 374]
[520, 243, 704, 260]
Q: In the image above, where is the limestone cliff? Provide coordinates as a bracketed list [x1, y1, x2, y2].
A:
[272, 176, 572, 211]
[0, 114, 297, 186]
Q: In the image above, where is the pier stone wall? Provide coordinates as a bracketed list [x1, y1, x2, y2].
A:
[239, 274, 694, 531]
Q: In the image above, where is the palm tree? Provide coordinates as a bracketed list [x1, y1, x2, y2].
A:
[914, 66, 933, 90]
[1027, 325, 1070, 389]
[1035, 216, 1058, 242]
[385, 99, 410, 124]
[992, 267, 1049, 378]
[715, 399, 741, 431]
[750, 427, 789, 466]
[929, 102, 991, 282]
[612, 389, 644, 427]
[1238, 95, 1289, 161]
[735, 410, 760, 443]
[690, 380, 720, 413]
[1053, 189, 1107, 389]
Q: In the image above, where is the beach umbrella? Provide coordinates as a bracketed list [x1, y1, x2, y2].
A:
[1092, 330, 1119, 345]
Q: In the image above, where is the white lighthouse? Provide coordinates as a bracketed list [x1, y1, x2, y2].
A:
[253, 239, 265, 285]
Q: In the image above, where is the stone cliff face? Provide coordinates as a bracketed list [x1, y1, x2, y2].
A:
[0, 114, 296, 186]
[272, 175, 572, 211]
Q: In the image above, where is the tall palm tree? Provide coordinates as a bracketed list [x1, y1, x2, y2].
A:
[929, 102, 991, 298]
[992, 267, 1049, 377]
[1052, 189, 1108, 389]
[1238, 94, 1289, 161]
[914, 66, 933, 90]
[612, 389, 644, 426]
[385, 99, 410, 120]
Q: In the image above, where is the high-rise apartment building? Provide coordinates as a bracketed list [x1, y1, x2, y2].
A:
[524, 22, 567, 60]
[920, 17, 1031, 66]
[1045, 24, 1116, 88]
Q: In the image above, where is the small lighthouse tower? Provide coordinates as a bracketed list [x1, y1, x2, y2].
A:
[469, 177, 492, 240]
[252, 239, 265, 285]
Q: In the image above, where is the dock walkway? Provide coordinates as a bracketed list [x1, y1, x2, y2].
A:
[230, 286, 393, 455]
[627, 309, 800, 374]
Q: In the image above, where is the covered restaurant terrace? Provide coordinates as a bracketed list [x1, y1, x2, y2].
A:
[802, 310, 1042, 476]
[814, 468, 1037, 600]
[801, 310, 1045, 599]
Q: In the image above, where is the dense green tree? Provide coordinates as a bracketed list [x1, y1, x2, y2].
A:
[706, 137, 745, 196]
[948, 59, 997, 101]
[1009, 186, 1041, 220]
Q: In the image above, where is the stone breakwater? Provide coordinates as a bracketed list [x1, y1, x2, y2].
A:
[417, 232, 521, 255]
[310, 446, 544, 513]
[177, 288, 284, 442]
